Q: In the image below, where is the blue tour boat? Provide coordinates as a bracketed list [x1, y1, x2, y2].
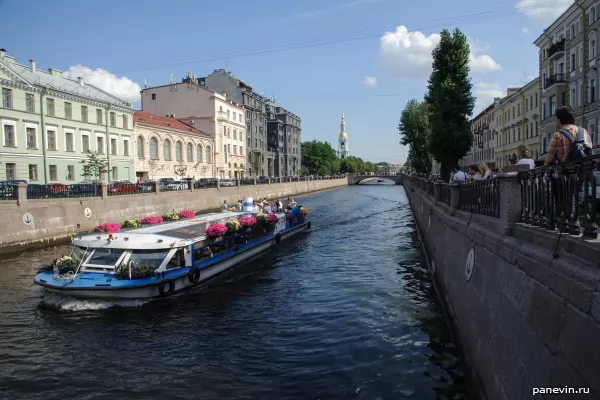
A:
[33, 204, 310, 300]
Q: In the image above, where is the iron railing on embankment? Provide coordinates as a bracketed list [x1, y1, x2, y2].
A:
[404, 153, 599, 241]
[0, 175, 348, 203]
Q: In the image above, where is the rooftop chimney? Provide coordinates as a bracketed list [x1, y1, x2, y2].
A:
[0, 48, 5, 60]
[30, 59, 36, 73]
[78, 76, 84, 86]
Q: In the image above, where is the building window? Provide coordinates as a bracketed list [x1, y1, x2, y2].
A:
[81, 106, 88, 122]
[571, 52, 576, 71]
[111, 137, 117, 155]
[82, 135, 90, 153]
[224, 144, 227, 163]
[197, 144, 203, 163]
[550, 95, 556, 115]
[233, 145, 237, 154]
[96, 109, 103, 125]
[151, 93, 156, 100]
[137, 136, 145, 159]
[26, 93, 34, 112]
[123, 115, 128, 129]
[176, 141, 183, 161]
[205, 146, 211, 163]
[571, 87, 577, 107]
[47, 98, 55, 116]
[2, 88, 12, 108]
[49, 165, 57, 181]
[26, 127, 37, 148]
[590, 7, 596, 24]
[590, 39, 596, 60]
[591, 78, 596, 102]
[112, 166, 118, 180]
[65, 102, 72, 119]
[163, 139, 172, 160]
[110, 112, 116, 127]
[186, 142, 193, 162]
[97, 136, 104, 154]
[67, 165, 75, 181]
[3, 123, 16, 147]
[149, 137, 158, 159]
[233, 129, 237, 140]
[29, 164, 38, 181]
[65, 131, 74, 151]
[47, 129, 57, 150]
[5, 163, 16, 180]
[123, 138, 130, 156]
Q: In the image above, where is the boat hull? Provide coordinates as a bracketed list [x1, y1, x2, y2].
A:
[35, 221, 310, 300]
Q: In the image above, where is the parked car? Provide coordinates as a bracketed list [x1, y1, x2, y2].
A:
[166, 180, 187, 190]
[137, 181, 155, 192]
[108, 181, 137, 194]
[0, 180, 27, 199]
[219, 179, 236, 187]
[195, 178, 218, 188]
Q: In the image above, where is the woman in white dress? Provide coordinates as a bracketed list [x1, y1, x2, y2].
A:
[516, 144, 536, 169]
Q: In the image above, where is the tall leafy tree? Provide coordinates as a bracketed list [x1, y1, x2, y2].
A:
[399, 99, 431, 174]
[80, 151, 108, 181]
[301, 140, 340, 175]
[425, 28, 475, 180]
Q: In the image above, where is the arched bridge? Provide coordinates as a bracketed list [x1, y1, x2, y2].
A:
[347, 175, 403, 185]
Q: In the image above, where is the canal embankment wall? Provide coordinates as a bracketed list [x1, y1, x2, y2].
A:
[404, 176, 600, 400]
[0, 177, 347, 254]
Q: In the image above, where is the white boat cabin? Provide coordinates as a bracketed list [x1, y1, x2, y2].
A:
[70, 211, 255, 274]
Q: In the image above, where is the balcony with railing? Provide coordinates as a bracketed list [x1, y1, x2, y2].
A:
[544, 74, 566, 89]
[546, 38, 566, 60]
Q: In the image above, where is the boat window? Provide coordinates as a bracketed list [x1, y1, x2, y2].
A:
[167, 248, 186, 269]
[70, 246, 88, 263]
[86, 248, 125, 266]
[128, 249, 171, 269]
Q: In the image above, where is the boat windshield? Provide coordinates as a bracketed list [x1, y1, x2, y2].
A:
[85, 248, 126, 267]
[70, 246, 88, 264]
[128, 249, 171, 268]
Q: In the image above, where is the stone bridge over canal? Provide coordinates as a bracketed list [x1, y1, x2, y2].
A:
[347, 175, 403, 185]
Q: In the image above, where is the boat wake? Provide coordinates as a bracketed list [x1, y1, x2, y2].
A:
[41, 293, 151, 311]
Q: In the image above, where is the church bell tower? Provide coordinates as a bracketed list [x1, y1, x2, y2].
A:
[337, 113, 349, 159]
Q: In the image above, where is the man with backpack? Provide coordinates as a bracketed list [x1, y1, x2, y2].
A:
[544, 106, 593, 212]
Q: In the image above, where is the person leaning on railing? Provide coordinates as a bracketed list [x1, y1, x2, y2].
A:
[543, 106, 593, 206]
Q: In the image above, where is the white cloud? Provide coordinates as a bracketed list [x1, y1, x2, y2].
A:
[62, 65, 141, 104]
[522, 27, 529, 33]
[363, 76, 377, 86]
[378, 26, 501, 79]
[515, 0, 573, 24]
[473, 82, 505, 116]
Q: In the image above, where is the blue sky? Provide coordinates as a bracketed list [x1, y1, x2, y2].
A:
[0, 0, 572, 164]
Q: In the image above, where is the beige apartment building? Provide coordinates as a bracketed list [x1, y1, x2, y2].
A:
[535, 0, 600, 151]
[493, 78, 542, 168]
[141, 75, 246, 179]
[133, 111, 214, 180]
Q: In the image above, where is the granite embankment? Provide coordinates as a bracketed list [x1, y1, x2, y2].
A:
[0, 177, 347, 254]
[404, 176, 600, 400]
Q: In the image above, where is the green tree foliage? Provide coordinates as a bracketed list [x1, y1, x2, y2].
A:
[339, 156, 379, 173]
[301, 140, 340, 175]
[80, 151, 108, 181]
[250, 153, 262, 177]
[398, 99, 431, 174]
[424, 28, 475, 180]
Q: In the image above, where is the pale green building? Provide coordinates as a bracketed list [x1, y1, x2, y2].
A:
[0, 49, 135, 184]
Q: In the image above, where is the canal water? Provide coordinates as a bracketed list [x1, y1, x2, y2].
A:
[0, 183, 468, 400]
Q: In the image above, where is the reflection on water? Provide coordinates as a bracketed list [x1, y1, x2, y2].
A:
[0, 185, 468, 400]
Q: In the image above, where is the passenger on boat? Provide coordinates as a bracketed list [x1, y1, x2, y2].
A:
[221, 200, 229, 212]
[237, 199, 243, 210]
[290, 204, 302, 225]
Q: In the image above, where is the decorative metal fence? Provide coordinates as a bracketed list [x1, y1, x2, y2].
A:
[519, 154, 599, 238]
[458, 179, 500, 218]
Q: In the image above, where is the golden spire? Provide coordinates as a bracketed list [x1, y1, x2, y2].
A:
[339, 112, 348, 139]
